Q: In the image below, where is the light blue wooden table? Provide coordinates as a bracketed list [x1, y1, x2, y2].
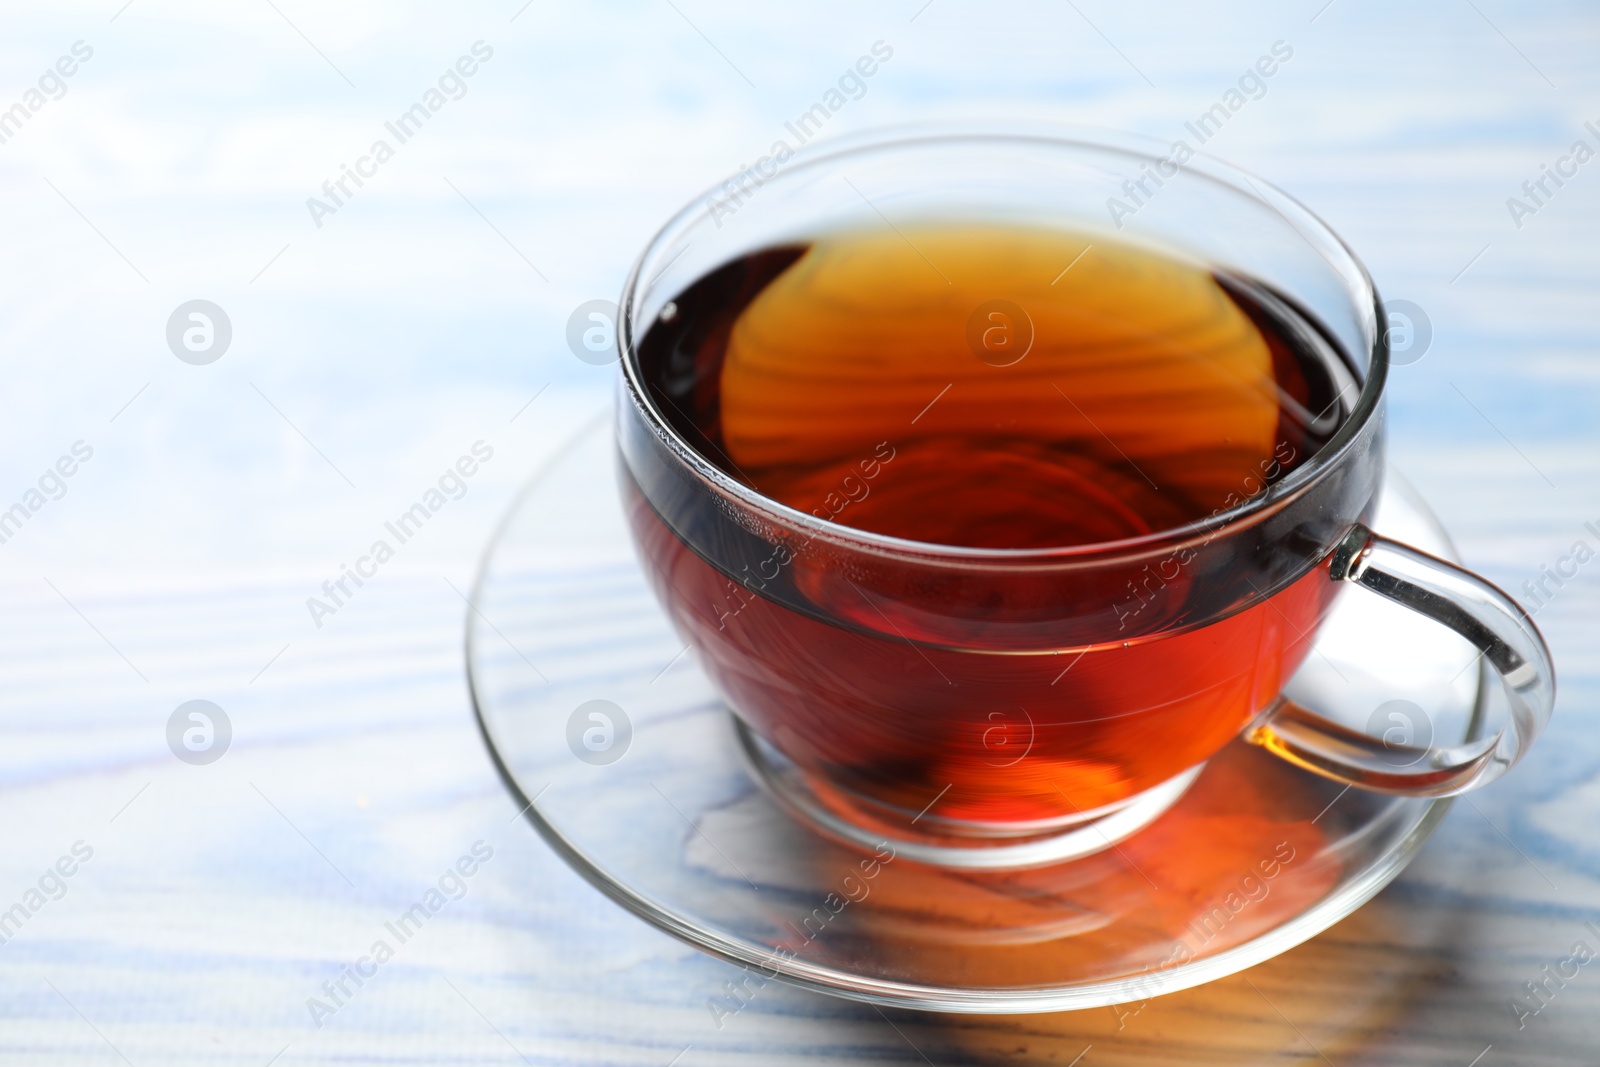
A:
[1, 0, 1596, 1063]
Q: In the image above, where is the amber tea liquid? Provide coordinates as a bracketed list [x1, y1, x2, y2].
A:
[625, 222, 1355, 825]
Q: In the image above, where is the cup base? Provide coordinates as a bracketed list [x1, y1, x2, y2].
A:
[734, 718, 1203, 870]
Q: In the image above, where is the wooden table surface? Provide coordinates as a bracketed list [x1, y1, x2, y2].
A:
[2, 0, 1597, 1063]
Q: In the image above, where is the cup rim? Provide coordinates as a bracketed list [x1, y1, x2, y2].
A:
[617, 121, 1389, 564]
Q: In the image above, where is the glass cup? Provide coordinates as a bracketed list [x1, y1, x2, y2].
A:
[614, 126, 1554, 869]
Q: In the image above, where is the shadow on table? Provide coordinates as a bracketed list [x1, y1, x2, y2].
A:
[671, 891, 1480, 1065]
[881, 876, 1600, 1067]
[873, 890, 1477, 1065]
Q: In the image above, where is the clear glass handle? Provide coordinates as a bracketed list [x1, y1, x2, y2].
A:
[1249, 525, 1555, 797]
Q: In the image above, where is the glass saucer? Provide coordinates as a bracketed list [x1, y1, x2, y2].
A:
[465, 411, 1485, 1014]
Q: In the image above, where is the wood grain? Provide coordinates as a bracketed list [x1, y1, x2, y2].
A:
[1, 0, 1598, 1064]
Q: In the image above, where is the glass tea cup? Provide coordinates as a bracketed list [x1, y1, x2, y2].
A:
[613, 127, 1554, 869]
